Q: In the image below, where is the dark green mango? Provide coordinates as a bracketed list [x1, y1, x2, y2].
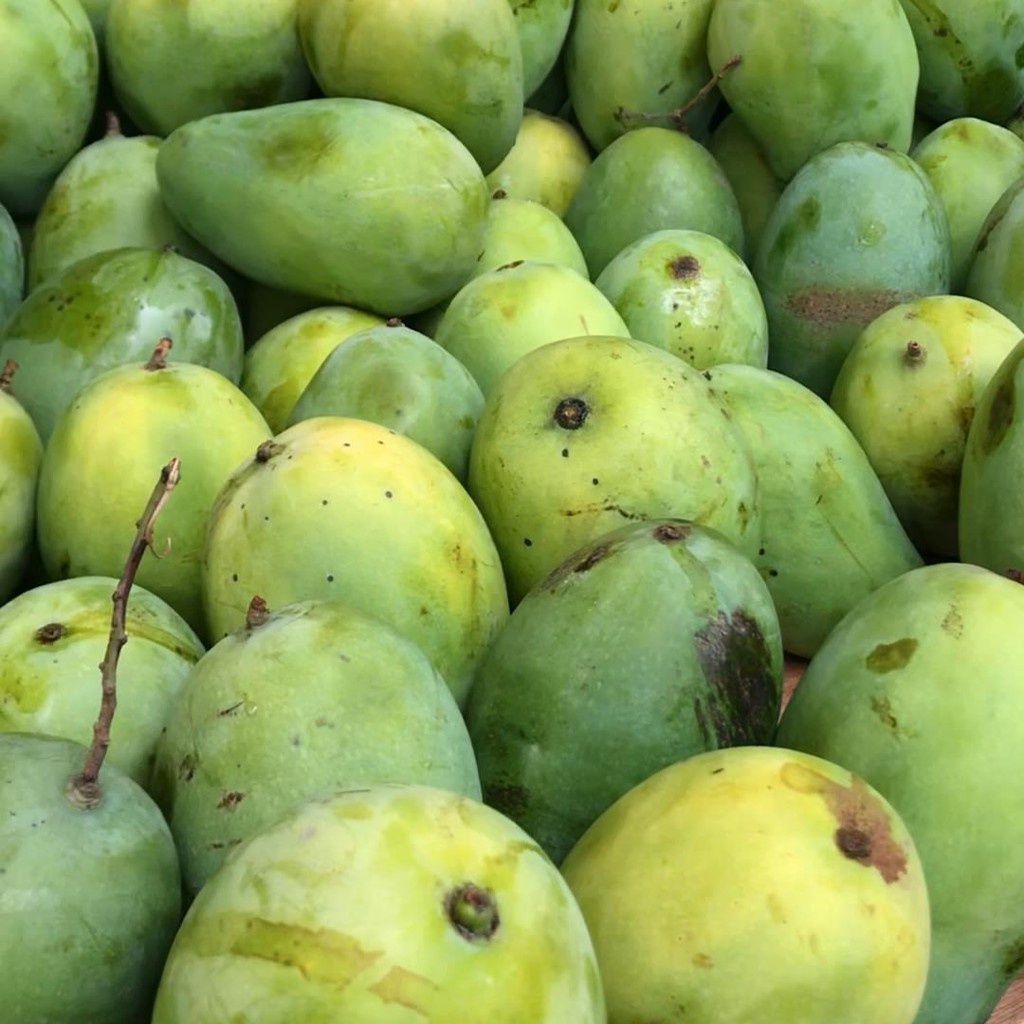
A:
[0, 202, 22, 329]
[965, 177, 1024, 332]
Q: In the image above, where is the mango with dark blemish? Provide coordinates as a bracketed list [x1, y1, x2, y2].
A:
[0, 202, 22, 329]
[755, 140, 951, 398]
[561, 745, 929, 1024]
[151, 784, 605, 1022]
[467, 518, 782, 864]
[965, 176, 1024, 333]
[777, 561, 1024, 1024]
[704, 362, 922, 658]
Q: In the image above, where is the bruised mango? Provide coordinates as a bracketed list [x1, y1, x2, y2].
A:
[964, 177, 1024, 332]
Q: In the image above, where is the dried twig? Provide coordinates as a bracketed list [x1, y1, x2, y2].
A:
[0, 359, 16, 393]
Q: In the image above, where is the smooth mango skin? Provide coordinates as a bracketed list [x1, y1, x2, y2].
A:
[106, 0, 310, 137]
[467, 519, 783, 866]
[0, 733, 182, 1024]
[509, 0, 574, 99]
[435, 260, 630, 398]
[0, 0, 99, 218]
[708, 0, 918, 182]
[0, 382, 42, 602]
[565, 127, 744, 278]
[595, 228, 768, 370]
[965, 177, 1024, 332]
[485, 108, 592, 218]
[830, 296, 1022, 558]
[776, 562, 1024, 1024]
[704, 363, 922, 659]
[151, 599, 481, 899]
[288, 323, 485, 482]
[36, 360, 272, 636]
[202, 417, 510, 706]
[561, 746, 930, 1024]
[152, 784, 605, 1023]
[0, 246, 244, 442]
[565, 0, 716, 153]
[0, 577, 203, 788]
[476, 195, 589, 280]
[0, 201, 22, 327]
[911, 117, 1024, 290]
[467, 335, 761, 604]
[959, 338, 1024, 576]
[157, 98, 491, 316]
[756, 141, 952, 399]
[897, 0, 1024, 124]
[298, 0, 522, 175]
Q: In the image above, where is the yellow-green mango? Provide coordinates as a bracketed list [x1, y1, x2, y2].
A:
[777, 562, 1024, 1024]
[0, 202, 22, 330]
[897, 0, 1024, 124]
[0, 0, 99, 217]
[299, 0, 522, 175]
[965, 177, 1024, 332]
[509, 0, 574, 99]
[703, 363, 922, 658]
[831, 296, 1022, 558]
[708, 0, 918, 181]
[561, 746, 930, 1024]
[912, 117, 1024, 290]
[467, 335, 761, 603]
[595, 228, 768, 370]
[476, 194, 589, 279]
[565, 0, 716, 153]
[106, 0, 311, 137]
[756, 141, 952, 398]
[156, 98, 491, 316]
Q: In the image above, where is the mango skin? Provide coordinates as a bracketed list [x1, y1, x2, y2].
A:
[0, 733, 181, 1024]
[202, 417, 510, 706]
[0, 0, 99, 217]
[106, 0, 311, 137]
[0, 246, 244, 442]
[157, 98, 491, 316]
[299, 0, 522, 175]
[152, 784, 605, 1023]
[561, 746, 930, 1024]
[708, 0, 918, 181]
[0, 201, 22, 328]
[476, 195, 589, 280]
[151, 599, 481, 899]
[704, 363, 922, 658]
[509, 0, 574, 99]
[467, 335, 761, 603]
[965, 177, 1024, 332]
[467, 519, 783, 865]
[566, 127, 744, 278]
[0, 383, 41, 603]
[830, 296, 1022, 558]
[776, 562, 1024, 1024]
[756, 141, 952, 398]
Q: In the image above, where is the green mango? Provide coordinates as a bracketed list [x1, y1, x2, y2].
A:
[964, 177, 1024, 332]
[467, 518, 783, 865]
[0, 733, 181, 1024]
[242, 281, 322, 346]
[485, 108, 592, 218]
[565, 127, 744, 278]
[477, 194, 589, 279]
[157, 98, 491, 316]
[525, 47, 569, 115]
[467, 335, 761, 603]
[831, 296, 1022, 558]
[756, 141, 952, 398]
[565, 0, 716, 153]
[106, 0, 311, 137]
[959, 338, 1024, 576]
[435, 260, 630, 397]
[595, 228, 768, 370]
[0, 201, 22, 328]
[0, 246, 244, 443]
[288, 322, 485, 482]
[912, 117, 1024, 290]
[707, 0, 918, 182]
[776, 562, 1024, 1024]
[509, 0, 574, 99]
[27, 115, 221, 291]
[0, 0, 99, 217]
[0, 366, 42, 603]
[897, 0, 1024, 124]
[240, 305, 385, 432]
[703, 363, 922, 658]
[202, 417, 510, 706]
[299, 0, 522, 175]
[561, 746, 930, 1024]
[151, 598, 481, 899]
[152, 784, 605, 1022]
[36, 349, 271, 635]
[0, 576, 203, 788]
